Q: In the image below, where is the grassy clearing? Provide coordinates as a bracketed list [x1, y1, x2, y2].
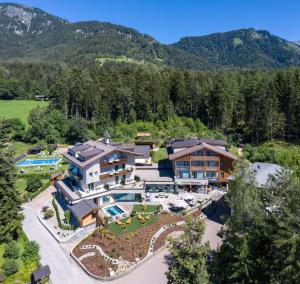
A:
[12, 141, 37, 157]
[16, 178, 49, 202]
[95, 55, 145, 66]
[0, 100, 48, 126]
[108, 205, 160, 235]
[0, 232, 37, 284]
[151, 148, 168, 163]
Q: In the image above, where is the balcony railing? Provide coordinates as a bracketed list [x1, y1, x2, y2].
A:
[100, 157, 128, 167]
[99, 167, 134, 179]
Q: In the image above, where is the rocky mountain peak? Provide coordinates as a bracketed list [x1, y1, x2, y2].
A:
[0, 2, 68, 36]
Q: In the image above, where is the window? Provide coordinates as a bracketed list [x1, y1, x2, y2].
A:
[95, 171, 98, 175]
[88, 183, 94, 191]
[206, 161, 219, 167]
[176, 161, 190, 167]
[192, 171, 205, 179]
[192, 151, 205, 156]
[176, 169, 190, 178]
[89, 172, 93, 177]
[206, 171, 217, 178]
[206, 151, 216, 156]
[192, 160, 205, 167]
[220, 162, 224, 170]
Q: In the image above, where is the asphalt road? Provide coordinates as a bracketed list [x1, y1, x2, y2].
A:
[22, 196, 226, 284]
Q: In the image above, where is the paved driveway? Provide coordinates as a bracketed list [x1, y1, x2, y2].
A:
[22, 189, 226, 284]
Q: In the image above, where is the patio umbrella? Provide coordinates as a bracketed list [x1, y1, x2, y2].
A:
[172, 199, 188, 209]
[182, 193, 195, 201]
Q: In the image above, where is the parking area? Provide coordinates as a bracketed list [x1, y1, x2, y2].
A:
[136, 168, 174, 182]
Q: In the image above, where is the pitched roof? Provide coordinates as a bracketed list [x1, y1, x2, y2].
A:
[134, 145, 151, 158]
[28, 144, 45, 152]
[64, 140, 142, 168]
[32, 265, 50, 281]
[68, 199, 99, 220]
[168, 142, 237, 161]
[169, 137, 228, 149]
[169, 139, 199, 148]
[250, 162, 283, 187]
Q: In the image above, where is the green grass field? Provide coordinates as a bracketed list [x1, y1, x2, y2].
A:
[0, 100, 48, 126]
[108, 205, 160, 234]
[151, 148, 168, 163]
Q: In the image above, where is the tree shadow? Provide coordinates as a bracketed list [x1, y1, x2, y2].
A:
[204, 196, 230, 225]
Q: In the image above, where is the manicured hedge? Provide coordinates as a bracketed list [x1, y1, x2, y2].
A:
[52, 198, 75, 231]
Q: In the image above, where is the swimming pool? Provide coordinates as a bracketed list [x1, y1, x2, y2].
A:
[17, 158, 61, 167]
[105, 205, 125, 216]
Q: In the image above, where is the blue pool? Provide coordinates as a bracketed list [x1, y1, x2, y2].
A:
[17, 158, 61, 167]
[105, 205, 124, 216]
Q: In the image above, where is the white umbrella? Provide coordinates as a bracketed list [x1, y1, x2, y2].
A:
[173, 199, 188, 209]
[182, 193, 195, 201]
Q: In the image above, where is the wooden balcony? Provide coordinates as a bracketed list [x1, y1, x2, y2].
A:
[99, 167, 134, 180]
[100, 157, 128, 168]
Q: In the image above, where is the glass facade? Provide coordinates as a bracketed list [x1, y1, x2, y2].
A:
[206, 160, 219, 167]
[191, 160, 205, 166]
[176, 161, 190, 167]
[145, 183, 176, 193]
[192, 171, 205, 179]
[112, 193, 142, 202]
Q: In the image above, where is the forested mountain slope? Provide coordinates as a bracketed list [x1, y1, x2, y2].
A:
[0, 3, 212, 69]
[172, 29, 300, 68]
[1, 3, 300, 70]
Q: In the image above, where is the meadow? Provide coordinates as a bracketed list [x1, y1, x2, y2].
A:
[0, 100, 48, 126]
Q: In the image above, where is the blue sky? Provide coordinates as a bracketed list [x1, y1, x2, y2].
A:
[1, 0, 299, 43]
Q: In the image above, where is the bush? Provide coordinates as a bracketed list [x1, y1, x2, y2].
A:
[52, 198, 74, 230]
[1, 259, 19, 276]
[3, 242, 19, 259]
[26, 175, 43, 193]
[21, 241, 40, 267]
[42, 206, 49, 213]
[65, 210, 70, 224]
[44, 209, 54, 219]
[134, 175, 140, 182]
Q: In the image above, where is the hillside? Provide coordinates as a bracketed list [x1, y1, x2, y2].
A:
[0, 3, 300, 70]
[0, 3, 212, 69]
[172, 29, 300, 68]
[295, 41, 300, 46]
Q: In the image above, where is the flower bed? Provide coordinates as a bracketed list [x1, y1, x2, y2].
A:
[81, 251, 117, 277]
[74, 213, 184, 263]
[153, 226, 184, 252]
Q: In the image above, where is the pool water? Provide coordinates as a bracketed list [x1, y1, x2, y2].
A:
[17, 158, 61, 167]
[105, 205, 124, 216]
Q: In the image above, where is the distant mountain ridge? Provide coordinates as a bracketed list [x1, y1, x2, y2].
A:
[0, 3, 300, 70]
[172, 29, 300, 68]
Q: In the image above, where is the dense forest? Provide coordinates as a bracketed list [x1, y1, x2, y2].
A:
[1, 62, 299, 144]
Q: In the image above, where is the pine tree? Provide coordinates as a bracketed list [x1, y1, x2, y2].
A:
[167, 216, 210, 284]
[0, 120, 23, 241]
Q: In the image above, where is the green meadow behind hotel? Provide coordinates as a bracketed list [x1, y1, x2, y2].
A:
[0, 100, 49, 126]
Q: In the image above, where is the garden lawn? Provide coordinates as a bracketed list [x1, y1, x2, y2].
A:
[0, 99, 48, 126]
[108, 205, 161, 234]
[16, 178, 49, 202]
[12, 141, 37, 157]
[108, 214, 158, 235]
[151, 148, 168, 163]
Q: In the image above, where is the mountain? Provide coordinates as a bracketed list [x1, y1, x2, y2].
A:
[172, 29, 300, 68]
[0, 3, 300, 70]
[0, 3, 212, 69]
[295, 41, 300, 46]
